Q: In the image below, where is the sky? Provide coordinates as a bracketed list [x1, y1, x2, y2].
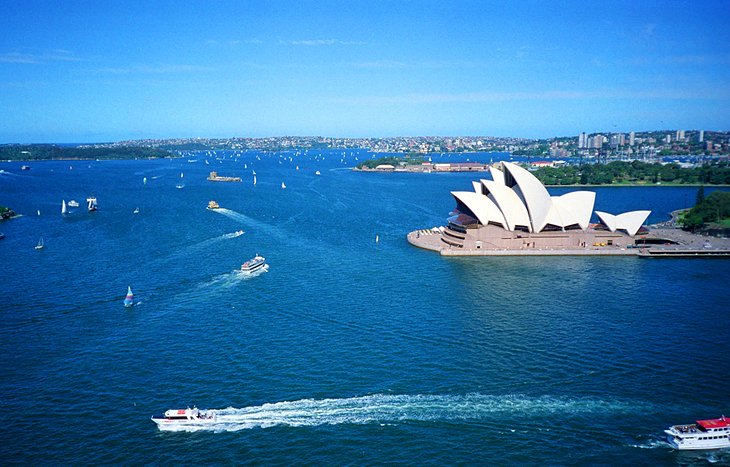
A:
[1, 0, 729, 143]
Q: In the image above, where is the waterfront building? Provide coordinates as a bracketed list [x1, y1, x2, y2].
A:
[409, 162, 651, 253]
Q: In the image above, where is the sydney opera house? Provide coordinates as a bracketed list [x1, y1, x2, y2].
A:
[408, 161, 652, 254]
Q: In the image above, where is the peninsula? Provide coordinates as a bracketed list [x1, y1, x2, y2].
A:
[408, 162, 730, 257]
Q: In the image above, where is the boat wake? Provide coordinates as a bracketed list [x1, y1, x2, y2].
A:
[200, 265, 268, 288]
[156, 393, 647, 432]
[212, 208, 281, 238]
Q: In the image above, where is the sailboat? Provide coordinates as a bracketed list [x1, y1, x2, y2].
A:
[123, 286, 134, 307]
[176, 172, 185, 189]
[87, 197, 98, 212]
[281, 182, 286, 189]
[253, 174, 257, 186]
[35, 237, 44, 250]
[61, 200, 68, 215]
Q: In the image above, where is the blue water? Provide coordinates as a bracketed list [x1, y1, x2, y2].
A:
[1, 151, 729, 465]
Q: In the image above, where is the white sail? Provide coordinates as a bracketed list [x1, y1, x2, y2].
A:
[253, 175, 257, 186]
[62, 200, 67, 215]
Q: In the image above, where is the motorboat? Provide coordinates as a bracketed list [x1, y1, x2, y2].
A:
[207, 200, 220, 210]
[68, 200, 79, 208]
[151, 407, 216, 430]
[665, 415, 730, 450]
[240, 255, 267, 274]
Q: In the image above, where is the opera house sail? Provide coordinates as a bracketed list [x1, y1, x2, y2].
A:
[409, 161, 652, 255]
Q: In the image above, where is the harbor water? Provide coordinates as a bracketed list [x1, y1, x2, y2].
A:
[1, 151, 729, 465]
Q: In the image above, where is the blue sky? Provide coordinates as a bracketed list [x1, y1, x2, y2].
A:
[1, 0, 729, 142]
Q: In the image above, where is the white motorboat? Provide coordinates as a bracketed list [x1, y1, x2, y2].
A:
[665, 415, 730, 450]
[68, 200, 80, 208]
[151, 407, 216, 430]
[240, 255, 267, 274]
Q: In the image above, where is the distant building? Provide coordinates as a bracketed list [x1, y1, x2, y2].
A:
[676, 130, 685, 142]
[699, 130, 705, 143]
[578, 132, 587, 149]
[591, 134, 603, 149]
[629, 131, 635, 146]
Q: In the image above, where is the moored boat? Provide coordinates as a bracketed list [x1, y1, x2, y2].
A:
[240, 255, 267, 274]
[665, 415, 730, 450]
[151, 407, 216, 430]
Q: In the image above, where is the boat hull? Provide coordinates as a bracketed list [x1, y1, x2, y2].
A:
[665, 432, 730, 450]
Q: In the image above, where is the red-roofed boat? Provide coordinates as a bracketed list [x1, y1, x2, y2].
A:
[665, 415, 730, 450]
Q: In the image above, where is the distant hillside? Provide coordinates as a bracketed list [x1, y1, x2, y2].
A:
[0, 144, 172, 161]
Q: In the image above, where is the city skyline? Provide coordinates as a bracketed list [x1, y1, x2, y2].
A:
[2, 0, 729, 143]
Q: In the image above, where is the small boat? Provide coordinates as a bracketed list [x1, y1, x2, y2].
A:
[151, 407, 216, 430]
[61, 200, 68, 215]
[315, 170, 321, 176]
[240, 255, 267, 274]
[133, 207, 140, 214]
[281, 182, 286, 189]
[665, 415, 730, 450]
[87, 197, 98, 212]
[123, 286, 134, 307]
[68, 200, 79, 208]
[37, 209, 41, 216]
[0, 232, 5, 240]
[143, 177, 147, 185]
[207, 200, 220, 210]
[21, 165, 30, 170]
[253, 174, 257, 186]
[34, 237, 44, 250]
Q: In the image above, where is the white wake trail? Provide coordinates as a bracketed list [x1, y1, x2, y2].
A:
[156, 393, 650, 432]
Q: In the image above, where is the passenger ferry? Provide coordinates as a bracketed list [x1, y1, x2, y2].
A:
[240, 255, 267, 274]
[151, 407, 216, 430]
[665, 415, 730, 450]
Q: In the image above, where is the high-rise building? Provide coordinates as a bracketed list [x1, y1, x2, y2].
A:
[699, 130, 704, 143]
[578, 132, 587, 149]
[676, 130, 685, 142]
[592, 134, 603, 149]
[665, 134, 672, 144]
[629, 131, 635, 146]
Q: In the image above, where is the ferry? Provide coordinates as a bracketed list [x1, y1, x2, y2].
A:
[240, 255, 267, 274]
[151, 407, 216, 430]
[665, 415, 730, 450]
[207, 200, 220, 210]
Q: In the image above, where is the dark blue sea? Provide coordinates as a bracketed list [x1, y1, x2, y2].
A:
[1, 151, 729, 466]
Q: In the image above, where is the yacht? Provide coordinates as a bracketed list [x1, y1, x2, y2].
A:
[240, 255, 267, 274]
[68, 200, 79, 208]
[87, 197, 98, 212]
[665, 416, 730, 450]
[151, 407, 216, 430]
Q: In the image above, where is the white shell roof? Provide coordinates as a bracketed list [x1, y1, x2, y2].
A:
[502, 161, 553, 232]
[552, 191, 596, 230]
[595, 210, 651, 236]
[451, 191, 507, 228]
[480, 179, 531, 231]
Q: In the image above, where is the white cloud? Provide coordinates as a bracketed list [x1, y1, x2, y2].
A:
[280, 39, 367, 46]
[0, 50, 84, 64]
[97, 64, 215, 74]
[333, 88, 730, 106]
